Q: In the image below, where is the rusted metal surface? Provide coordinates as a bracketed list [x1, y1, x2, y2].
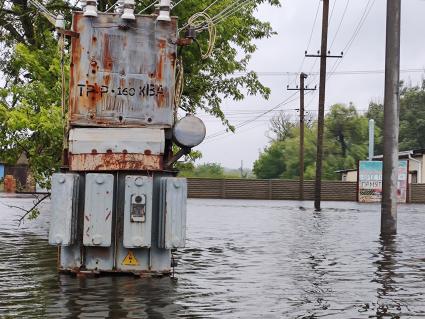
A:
[69, 12, 178, 128]
[69, 153, 163, 171]
[3, 175, 17, 193]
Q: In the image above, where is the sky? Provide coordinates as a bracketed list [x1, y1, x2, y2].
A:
[194, 0, 425, 170]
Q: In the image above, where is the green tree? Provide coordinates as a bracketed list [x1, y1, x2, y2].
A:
[0, 0, 280, 185]
[253, 141, 286, 179]
[366, 81, 425, 152]
[179, 162, 225, 178]
[253, 103, 371, 180]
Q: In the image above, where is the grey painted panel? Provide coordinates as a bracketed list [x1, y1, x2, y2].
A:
[49, 173, 79, 246]
[158, 177, 187, 249]
[69, 128, 165, 154]
[123, 176, 153, 248]
[60, 245, 81, 269]
[85, 247, 114, 271]
[83, 173, 114, 247]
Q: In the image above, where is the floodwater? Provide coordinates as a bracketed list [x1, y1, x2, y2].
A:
[0, 195, 425, 318]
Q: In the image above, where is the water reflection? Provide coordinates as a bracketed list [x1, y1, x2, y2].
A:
[1, 197, 425, 318]
[372, 234, 403, 319]
[47, 276, 185, 319]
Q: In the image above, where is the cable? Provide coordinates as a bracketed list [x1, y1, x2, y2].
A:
[27, 0, 56, 25]
[172, 0, 186, 9]
[205, 92, 299, 140]
[290, 0, 321, 88]
[232, 68, 425, 77]
[138, 0, 159, 14]
[329, 0, 350, 50]
[174, 57, 184, 108]
[202, 0, 221, 13]
[210, 0, 254, 25]
[328, 0, 376, 78]
[186, 12, 216, 59]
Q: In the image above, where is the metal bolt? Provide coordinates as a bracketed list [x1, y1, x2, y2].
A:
[92, 235, 103, 245]
[58, 176, 66, 184]
[135, 177, 144, 187]
[55, 234, 63, 244]
[95, 176, 104, 184]
[173, 181, 181, 188]
[133, 237, 143, 246]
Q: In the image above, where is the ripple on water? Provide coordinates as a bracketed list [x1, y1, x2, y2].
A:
[0, 197, 425, 318]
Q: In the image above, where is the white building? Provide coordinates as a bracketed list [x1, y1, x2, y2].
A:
[337, 149, 425, 184]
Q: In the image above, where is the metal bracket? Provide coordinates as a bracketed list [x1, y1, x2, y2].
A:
[165, 147, 191, 168]
[57, 28, 80, 38]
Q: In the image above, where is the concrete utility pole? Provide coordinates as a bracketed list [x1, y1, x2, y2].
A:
[369, 119, 375, 161]
[381, 0, 401, 236]
[288, 73, 316, 200]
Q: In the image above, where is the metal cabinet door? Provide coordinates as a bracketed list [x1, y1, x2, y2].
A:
[83, 174, 114, 247]
[158, 177, 187, 249]
[49, 173, 79, 246]
[123, 176, 153, 248]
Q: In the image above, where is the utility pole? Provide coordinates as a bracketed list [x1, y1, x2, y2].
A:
[369, 119, 375, 161]
[381, 0, 401, 236]
[288, 73, 316, 200]
[305, 0, 342, 211]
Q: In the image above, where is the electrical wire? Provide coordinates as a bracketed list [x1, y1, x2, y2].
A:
[290, 0, 321, 88]
[27, 0, 56, 25]
[138, 0, 159, 14]
[172, 0, 186, 9]
[187, 12, 216, 59]
[210, 0, 254, 24]
[205, 92, 300, 140]
[233, 68, 425, 77]
[329, 0, 350, 50]
[202, 0, 221, 13]
[328, 0, 376, 78]
[174, 57, 184, 109]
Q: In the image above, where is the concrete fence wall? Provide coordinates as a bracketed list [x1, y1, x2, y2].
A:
[187, 178, 425, 203]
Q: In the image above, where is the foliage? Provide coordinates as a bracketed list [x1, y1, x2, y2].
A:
[0, 0, 281, 186]
[0, 37, 65, 188]
[253, 103, 372, 180]
[366, 82, 425, 153]
[269, 111, 296, 142]
[179, 162, 225, 178]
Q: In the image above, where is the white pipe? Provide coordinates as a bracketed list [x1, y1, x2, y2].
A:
[157, 0, 171, 22]
[408, 152, 422, 183]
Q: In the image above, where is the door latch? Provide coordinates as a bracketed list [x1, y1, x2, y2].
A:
[130, 195, 146, 222]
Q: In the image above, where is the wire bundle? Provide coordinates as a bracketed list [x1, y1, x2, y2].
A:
[186, 12, 216, 59]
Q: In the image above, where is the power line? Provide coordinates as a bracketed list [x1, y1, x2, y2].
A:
[291, 0, 321, 87]
[138, 0, 159, 14]
[205, 92, 299, 140]
[232, 68, 425, 77]
[328, 0, 376, 78]
[329, 0, 350, 50]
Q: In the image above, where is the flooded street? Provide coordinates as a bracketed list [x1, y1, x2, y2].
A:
[0, 195, 425, 318]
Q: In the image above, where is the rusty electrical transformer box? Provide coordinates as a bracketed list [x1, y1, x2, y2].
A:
[69, 13, 178, 128]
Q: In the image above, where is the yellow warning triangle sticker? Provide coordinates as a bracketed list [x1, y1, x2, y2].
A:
[122, 250, 139, 266]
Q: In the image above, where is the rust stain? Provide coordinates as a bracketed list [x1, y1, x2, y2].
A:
[156, 86, 167, 108]
[158, 39, 166, 49]
[156, 54, 164, 81]
[69, 153, 163, 171]
[103, 33, 113, 72]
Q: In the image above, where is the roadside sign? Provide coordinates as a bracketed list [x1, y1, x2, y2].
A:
[358, 160, 408, 203]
